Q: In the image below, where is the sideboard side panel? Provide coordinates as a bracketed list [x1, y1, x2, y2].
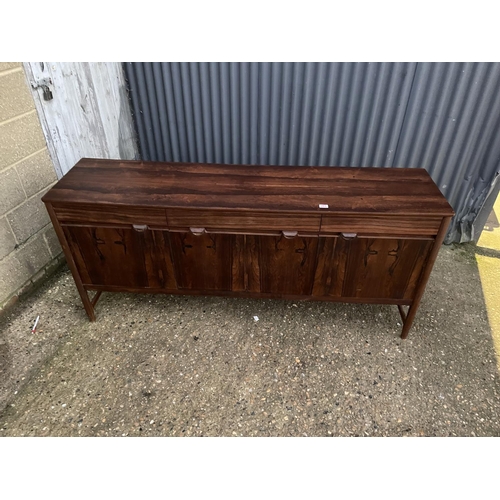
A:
[44, 203, 97, 321]
[402, 239, 434, 300]
[401, 216, 452, 338]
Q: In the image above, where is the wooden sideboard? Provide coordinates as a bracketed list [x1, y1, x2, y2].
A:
[42, 159, 454, 338]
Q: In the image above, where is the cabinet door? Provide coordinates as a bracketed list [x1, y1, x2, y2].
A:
[338, 237, 432, 300]
[231, 234, 261, 293]
[258, 234, 318, 295]
[312, 237, 346, 297]
[63, 225, 177, 289]
[169, 232, 233, 291]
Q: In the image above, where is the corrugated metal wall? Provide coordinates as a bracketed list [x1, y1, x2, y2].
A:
[124, 62, 500, 243]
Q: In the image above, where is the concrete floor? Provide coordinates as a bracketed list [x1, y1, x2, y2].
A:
[0, 242, 499, 436]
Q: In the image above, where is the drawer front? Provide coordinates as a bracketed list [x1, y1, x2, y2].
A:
[53, 204, 168, 227]
[167, 209, 321, 234]
[320, 215, 442, 237]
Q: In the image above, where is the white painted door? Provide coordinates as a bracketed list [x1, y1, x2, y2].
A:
[24, 62, 138, 178]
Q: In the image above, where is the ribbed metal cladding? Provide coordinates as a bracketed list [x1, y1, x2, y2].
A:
[124, 62, 500, 243]
[393, 62, 500, 242]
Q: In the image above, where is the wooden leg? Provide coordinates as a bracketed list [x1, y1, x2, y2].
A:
[77, 290, 103, 321]
[401, 304, 416, 339]
[45, 202, 97, 322]
[397, 304, 407, 322]
[91, 290, 103, 308]
[398, 304, 415, 339]
[80, 289, 97, 322]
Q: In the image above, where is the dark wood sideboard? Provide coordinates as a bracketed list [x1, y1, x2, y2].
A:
[42, 159, 454, 339]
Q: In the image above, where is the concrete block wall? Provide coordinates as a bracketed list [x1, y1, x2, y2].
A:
[0, 62, 63, 312]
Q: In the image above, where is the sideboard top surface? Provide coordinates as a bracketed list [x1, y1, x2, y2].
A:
[42, 158, 454, 216]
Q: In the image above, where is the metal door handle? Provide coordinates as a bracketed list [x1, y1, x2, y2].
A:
[132, 224, 148, 232]
[341, 232, 357, 240]
[282, 230, 298, 239]
[190, 227, 206, 236]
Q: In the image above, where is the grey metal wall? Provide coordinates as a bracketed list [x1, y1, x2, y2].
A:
[124, 62, 500, 243]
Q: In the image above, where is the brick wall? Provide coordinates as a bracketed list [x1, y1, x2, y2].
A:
[0, 62, 62, 312]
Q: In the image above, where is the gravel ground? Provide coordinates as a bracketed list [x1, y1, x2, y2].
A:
[0, 242, 499, 436]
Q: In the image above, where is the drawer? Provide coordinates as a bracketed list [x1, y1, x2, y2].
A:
[320, 214, 442, 237]
[167, 209, 321, 234]
[53, 204, 168, 227]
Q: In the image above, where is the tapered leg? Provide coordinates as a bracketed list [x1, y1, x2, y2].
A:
[45, 202, 97, 321]
[401, 304, 416, 339]
[79, 289, 96, 321]
[397, 304, 407, 322]
[91, 290, 103, 308]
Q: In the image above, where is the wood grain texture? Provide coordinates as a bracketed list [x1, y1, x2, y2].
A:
[170, 232, 233, 291]
[44, 159, 455, 337]
[258, 235, 319, 295]
[63, 226, 148, 287]
[231, 234, 246, 292]
[42, 159, 455, 216]
[313, 237, 344, 297]
[403, 240, 433, 300]
[230, 235, 263, 293]
[63, 226, 176, 289]
[62, 224, 93, 285]
[141, 230, 177, 289]
[45, 203, 97, 321]
[340, 238, 432, 300]
[53, 204, 167, 227]
[320, 214, 442, 236]
[401, 216, 452, 338]
[168, 208, 321, 233]
[245, 235, 261, 293]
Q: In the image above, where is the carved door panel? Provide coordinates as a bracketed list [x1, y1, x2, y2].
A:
[62, 226, 177, 289]
[312, 237, 346, 297]
[231, 234, 261, 293]
[257, 234, 319, 295]
[339, 237, 432, 299]
[169, 232, 233, 291]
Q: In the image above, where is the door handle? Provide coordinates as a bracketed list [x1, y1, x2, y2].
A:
[190, 227, 206, 236]
[282, 230, 298, 239]
[341, 232, 357, 240]
[132, 224, 148, 232]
